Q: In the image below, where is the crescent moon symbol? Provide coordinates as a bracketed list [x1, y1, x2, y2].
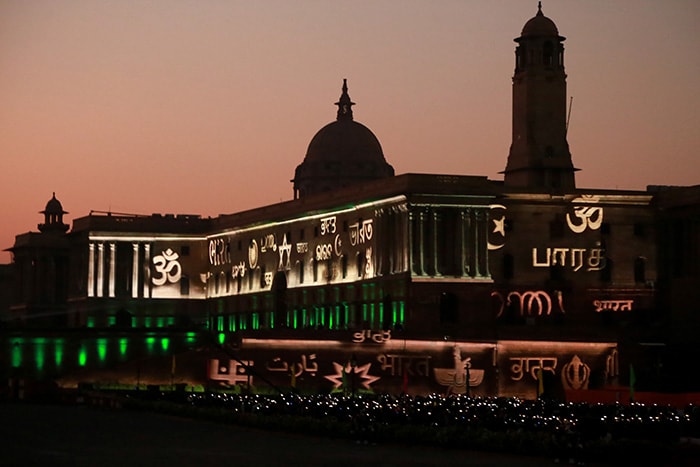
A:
[334, 234, 342, 256]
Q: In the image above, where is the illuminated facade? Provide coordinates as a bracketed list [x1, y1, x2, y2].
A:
[2, 5, 699, 398]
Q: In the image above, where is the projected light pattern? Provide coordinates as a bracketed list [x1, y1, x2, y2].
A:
[4, 333, 203, 380]
[54, 339, 64, 368]
[228, 338, 618, 398]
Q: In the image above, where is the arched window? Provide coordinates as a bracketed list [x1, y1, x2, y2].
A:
[518, 45, 528, 68]
[503, 253, 514, 280]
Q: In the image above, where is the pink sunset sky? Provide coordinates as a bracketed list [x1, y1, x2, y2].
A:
[1, 0, 698, 263]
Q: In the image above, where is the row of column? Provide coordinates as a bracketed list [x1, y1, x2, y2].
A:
[87, 242, 151, 298]
[408, 206, 490, 279]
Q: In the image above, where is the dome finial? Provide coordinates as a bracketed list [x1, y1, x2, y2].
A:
[335, 78, 355, 121]
[537, 1, 543, 15]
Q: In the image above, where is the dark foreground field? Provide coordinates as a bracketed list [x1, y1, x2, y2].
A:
[1, 402, 557, 467]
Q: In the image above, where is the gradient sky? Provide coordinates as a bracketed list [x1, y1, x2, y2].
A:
[1, 0, 699, 263]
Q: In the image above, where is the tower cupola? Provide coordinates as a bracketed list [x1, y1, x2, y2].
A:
[38, 192, 69, 233]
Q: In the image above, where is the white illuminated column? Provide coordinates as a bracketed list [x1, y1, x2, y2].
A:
[401, 208, 409, 273]
[131, 243, 139, 298]
[108, 243, 116, 298]
[143, 244, 151, 298]
[97, 243, 104, 297]
[87, 243, 95, 297]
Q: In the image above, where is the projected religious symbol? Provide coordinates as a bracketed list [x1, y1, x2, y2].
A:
[278, 234, 291, 270]
[208, 358, 253, 386]
[152, 248, 182, 286]
[433, 345, 484, 395]
[566, 195, 604, 234]
[560, 355, 591, 390]
[324, 360, 380, 390]
[488, 204, 507, 250]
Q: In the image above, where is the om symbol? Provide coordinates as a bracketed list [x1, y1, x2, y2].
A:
[152, 248, 182, 286]
[566, 206, 603, 233]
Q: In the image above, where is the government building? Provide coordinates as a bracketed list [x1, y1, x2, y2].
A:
[2, 5, 699, 400]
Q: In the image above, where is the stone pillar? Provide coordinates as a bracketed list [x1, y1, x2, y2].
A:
[143, 244, 151, 298]
[131, 243, 139, 298]
[87, 243, 95, 297]
[96, 243, 104, 298]
[108, 242, 116, 298]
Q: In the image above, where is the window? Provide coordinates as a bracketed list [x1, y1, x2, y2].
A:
[439, 292, 458, 324]
[503, 253, 514, 280]
[600, 258, 612, 283]
[634, 257, 646, 283]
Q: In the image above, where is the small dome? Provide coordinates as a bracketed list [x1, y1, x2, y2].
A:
[38, 192, 69, 233]
[42, 192, 67, 216]
[520, 2, 561, 38]
[293, 80, 394, 198]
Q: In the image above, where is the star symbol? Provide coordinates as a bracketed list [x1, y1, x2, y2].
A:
[492, 216, 506, 236]
[278, 234, 291, 269]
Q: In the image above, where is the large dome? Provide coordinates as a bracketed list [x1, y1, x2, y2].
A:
[520, 3, 562, 39]
[292, 80, 394, 198]
[304, 119, 384, 165]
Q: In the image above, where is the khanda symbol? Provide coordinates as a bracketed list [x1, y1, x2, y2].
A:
[561, 355, 590, 390]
